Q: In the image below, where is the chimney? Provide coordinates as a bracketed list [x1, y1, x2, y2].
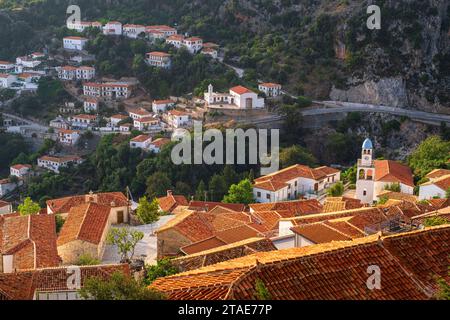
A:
[167, 190, 173, 197]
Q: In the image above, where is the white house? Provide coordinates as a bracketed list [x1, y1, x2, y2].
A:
[152, 99, 175, 113]
[0, 74, 17, 88]
[103, 21, 123, 35]
[0, 178, 20, 197]
[0, 200, 12, 215]
[145, 52, 171, 68]
[149, 138, 171, 153]
[0, 61, 15, 71]
[129, 135, 152, 150]
[146, 25, 177, 38]
[167, 110, 190, 128]
[71, 114, 97, 128]
[84, 97, 99, 112]
[16, 56, 41, 68]
[128, 108, 152, 120]
[258, 82, 282, 97]
[10, 164, 32, 178]
[419, 169, 450, 200]
[133, 117, 160, 131]
[110, 114, 129, 127]
[67, 20, 102, 32]
[253, 164, 339, 203]
[58, 66, 95, 81]
[123, 24, 146, 38]
[63, 36, 88, 51]
[183, 37, 203, 54]
[201, 48, 218, 59]
[166, 35, 185, 48]
[37, 155, 83, 173]
[83, 82, 132, 99]
[58, 129, 80, 146]
[204, 84, 265, 109]
[356, 138, 415, 204]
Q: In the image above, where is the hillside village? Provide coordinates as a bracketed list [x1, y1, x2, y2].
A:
[0, 5, 450, 302]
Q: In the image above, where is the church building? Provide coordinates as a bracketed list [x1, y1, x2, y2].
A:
[356, 138, 415, 204]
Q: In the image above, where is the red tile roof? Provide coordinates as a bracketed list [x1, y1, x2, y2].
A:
[57, 202, 111, 246]
[0, 264, 129, 300]
[425, 169, 450, 180]
[249, 199, 323, 216]
[157, 193, 189, 213]
[230, 85, 254, 95]
[151, 138, 171, 148]
[291, 223, 352, 243]
[130, 134, 152, 143]
[259, 82, 281, 88]
[46, 192, 128, 214]
[254, 165, 330, 189]
[374, 160, 414, 187]
[0, 214, 60, 271]
[188, 201, 245, 212]
[151, 225, 450, 300]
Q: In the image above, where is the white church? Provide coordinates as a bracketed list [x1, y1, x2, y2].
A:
[356, 138, 415, 204]
[204, 84, 265, 109]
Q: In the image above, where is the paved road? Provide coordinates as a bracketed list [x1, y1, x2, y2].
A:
[241, 101, 450, 126]
[1, 112, 50, 131]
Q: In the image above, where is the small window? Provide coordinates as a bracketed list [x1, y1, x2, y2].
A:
[257, 192, 261, 198]
[363, 189, 367, 196]
[266, 194, 271, 200]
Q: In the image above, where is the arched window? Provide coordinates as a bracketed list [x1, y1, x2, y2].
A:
[359, 169, 365, 180]
[367, 169, 373, 180]
[363, 189, 367, 196]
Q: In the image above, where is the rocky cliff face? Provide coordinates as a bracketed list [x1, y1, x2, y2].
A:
[211, 0, 450, 112]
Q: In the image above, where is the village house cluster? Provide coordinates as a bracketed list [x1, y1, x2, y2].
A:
[0, 52, 47, 91]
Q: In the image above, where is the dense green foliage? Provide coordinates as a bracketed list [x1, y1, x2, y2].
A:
[0, 133, 30, 176]
[76, 253, 101, 266]
[107, 227, 144, 262]
[78, 271, 165, 300]
[223, 179, 254, 205]
[144, 258, 180, 285]
[18, 197, 41, 215]
[423, 216, 449, 227]
[408, 136, 450, 180]
[327, 182, 344, 197]
[136, 196, 159, 225]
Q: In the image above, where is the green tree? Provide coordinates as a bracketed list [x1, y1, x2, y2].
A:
[255, 279, 271, 300]
[223, 179, 254, 205]
[78, 271, 165, 300]
[107, 228, 144, 262]
[146, 172, 172, 199]
[208, 174, 227, 202]
[436, 270, 450, 300]
[18, 197, 40, 216]
[327, 182, 344, 197]
[423, 216, 449, 227]
[195, 180, 207, 201]
[55, 215, 65, 234]
[145, 258, 180, 285]
[446, 187, 450, 199]
[76, 253, 101, 266]
[279, 145, 317, 168]
[409, 136, 450, 179]
[136, 196, 160, 225]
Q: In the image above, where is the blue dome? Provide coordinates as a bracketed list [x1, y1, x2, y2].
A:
[362, 138, 373, 149]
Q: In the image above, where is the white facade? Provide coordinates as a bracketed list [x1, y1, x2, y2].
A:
[152, 100, 174, 113]
[166, 35, 203, 53]
[167, 111, 190, 128]
[123, 24, 146, 38]
[204, 84, 265, 109]
[133, 118, 160, 131]
[16, 56, 41, 68]
[63, 37, 88, 51]
[0, 61, 15, 71]
[84, 98, 99, 112]
[58, 130, 80, 146]
[258, 83, 282, 97]
[146, 52, 171, 68]
[129, 135, 152, 150]
[0, 74, 17, 88]
[57, 66, 95, 81]
[67, 21, 102, 32]
[103, 22, 123, 35]
[37, 156, 83, 173]
[0, 179, 19, 197]
[83, 82, 132, 99]
[10, 164, 31, 178]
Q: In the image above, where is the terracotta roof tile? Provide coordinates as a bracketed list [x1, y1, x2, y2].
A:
[157, 194, 189, 213]
[151, 226, 450, 300]
[57, 203, 111, 246]
[374, 160, 414, 187]
[47, 192, 128, 214]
